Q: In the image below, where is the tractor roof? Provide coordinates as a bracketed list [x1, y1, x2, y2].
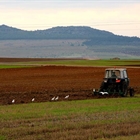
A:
[105, 68, 126, 71]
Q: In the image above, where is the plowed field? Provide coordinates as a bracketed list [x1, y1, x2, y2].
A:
[0, 65, 139, 105]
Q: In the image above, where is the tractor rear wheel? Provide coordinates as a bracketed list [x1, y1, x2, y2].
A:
[122, 82, 128, 97]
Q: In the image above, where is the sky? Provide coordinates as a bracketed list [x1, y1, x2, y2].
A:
[0, 0, 140, 37]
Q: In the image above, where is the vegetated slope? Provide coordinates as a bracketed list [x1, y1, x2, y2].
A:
[0, 24, 140, 45]
[83, 34, 140, 46]
[0, 24, 113, 39]
[0, 24, 140, 58]
[0, 25, 30, 39]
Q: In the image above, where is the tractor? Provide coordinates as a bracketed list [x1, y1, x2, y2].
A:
[93, 68, 134, 97]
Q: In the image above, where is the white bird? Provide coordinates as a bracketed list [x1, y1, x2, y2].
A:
[65, 95, 69, 99]
[99, 92, 108, 95]
[12, 99, 15, 103]
[93, 89, 96, 92]
[32, 98, 35, 102]
[104, 92, 108, 95]
[55, 96, 59, 101]
[51, 96, 55, 101]
[99, 92, 104, 95]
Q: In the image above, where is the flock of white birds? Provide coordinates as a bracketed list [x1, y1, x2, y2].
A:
[11, 95, 70, 104]
[51, 95, 70, 101]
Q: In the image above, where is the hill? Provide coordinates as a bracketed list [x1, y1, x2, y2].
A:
[0, 24, 113, 40]
[38, 26, 114, 39]
[0, 25, 140, 45]
[0, 25, 140, 59]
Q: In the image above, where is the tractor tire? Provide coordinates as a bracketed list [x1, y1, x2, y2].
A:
[122, 82, 128, 97]
[129, 87, 134, 97]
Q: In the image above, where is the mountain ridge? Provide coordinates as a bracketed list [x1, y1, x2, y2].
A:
[0, 24, 140, 59]
[0, 24, 140, 46]
[0, 24, 114, 39]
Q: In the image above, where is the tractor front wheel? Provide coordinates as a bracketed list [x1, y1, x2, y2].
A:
[129, 87, 134, 97]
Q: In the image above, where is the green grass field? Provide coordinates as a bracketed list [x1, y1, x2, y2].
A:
[0, 97, 140, 140]
[0, 59, 140, 69]
[16, 59, 140, 66]
[0, 65, 32, 69]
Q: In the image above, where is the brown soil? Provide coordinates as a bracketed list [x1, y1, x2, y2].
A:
[0, 62, 139, 105]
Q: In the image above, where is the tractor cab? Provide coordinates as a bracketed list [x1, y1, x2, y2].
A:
[105, 68, 128, 79]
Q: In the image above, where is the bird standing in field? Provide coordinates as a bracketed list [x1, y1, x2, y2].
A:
[55, 96, 59, 101]
[51, 96, 55, 101]
[12, 99, 15, 103]
[32, 98, 35, 102]
[65, 95, 69, 99]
